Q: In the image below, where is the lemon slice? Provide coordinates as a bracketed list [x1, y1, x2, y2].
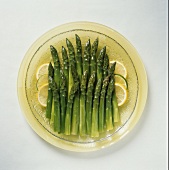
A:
[38, 84, 48, 107]
[115, 74, 128, 89]
[36, 63, 49, 80]
[115, 83, 128, 106]
[36, 74, 48, 90]
[110, 61, 127, 78]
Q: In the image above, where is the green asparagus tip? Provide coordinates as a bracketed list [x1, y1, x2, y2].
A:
[75, 34, 80, 40]
[50, 45, 54, 50]
[66, 38, 71, 45]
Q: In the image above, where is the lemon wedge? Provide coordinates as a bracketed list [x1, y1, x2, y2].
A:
[115, 83, 128, 106]
[38, 84, 48, 107]
[36, 63, 49, 80]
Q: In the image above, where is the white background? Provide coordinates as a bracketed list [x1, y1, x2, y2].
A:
[0, 0, 168, 170]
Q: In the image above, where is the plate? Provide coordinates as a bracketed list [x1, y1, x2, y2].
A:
[17, 22, 148, 152]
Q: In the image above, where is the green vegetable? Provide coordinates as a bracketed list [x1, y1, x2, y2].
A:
[83, 39, 91, 76]
[46, 63, 54, 119]
[99, 76, 110, 133]
[51, 77, 61, 132]
[106, 76, 115, 131]
[112, 91, 119, 123]
[79, 71, 88, 136]
[86, 72, 96, 135]
[90, 38, 98, 75]
[71, 66, 80, 135]
[103, 54, 109, 79]
[66, 38, 76, 94]
[50, 45, 60, 88]
[62, 46, 69, 90]
[91, 79, 102, 137]
[60, 70, 67, 133]
[97, 46, 106, 81]
[75, 34, 82, 82]
[108, 62, 116, 77]
[65, 82, 79, 135]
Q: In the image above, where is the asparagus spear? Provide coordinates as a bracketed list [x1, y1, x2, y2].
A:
[108, 62, 116, 77]
[79, 71, 88, 136]
[65, 82, 79, 135]
[86, 72, 96, 135]
[97, 46, 106, 81]
[91, 79, 102, 137]
[51, 77, 60, 132]
[66, 38, 76, 94]
[90, 38, 98, 75]
[71, 66, 80, 135]
[103, 54, 109, 79]
[60, 70, 67, 133]
[106, 76, 115, 131]
[46, 63, 54, 119]
[50, 45, 60, 88]
[108, 62, 119, 122]
[75, 34, 82, 82]
[99, 76, 110, 133]
[83, 39, 91, 76]
[112, 91, 120, 123]
[62, 46, 69, 89]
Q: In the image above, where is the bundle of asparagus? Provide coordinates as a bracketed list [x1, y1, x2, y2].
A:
[45, 35, 120, 137]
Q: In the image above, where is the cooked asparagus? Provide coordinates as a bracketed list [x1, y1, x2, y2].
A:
[66, 38, 76, 94]
[60, 70, 67, 133]
[99, 76, 110, 133]
[90, 38, 98, 75]
[86, 72, 96, 134]
[97, 46, 106, 81]
[50, 45, 60, 88]
[46, 63, 54, 119]
[62, 46, 69, 90]
[106, 77, 115, 131]
[65, 82, 79, 135]
[71, 66, 80, 135]
[103, 54, 109, 79]
[75, 34, 82, 82]
[91, 79, 102, 137]
[83, 39, 91, 77]
[51, 77, 60, 132]
[79, 71, 88, 136]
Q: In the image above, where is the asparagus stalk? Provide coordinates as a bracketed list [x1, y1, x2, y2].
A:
[65, 82, 79, 135]
[66, 38, 76, 94]
[79, 71, 88, 136]
[75, 34, 82, 82]
[90, 38, 98, 75]
[97, 46, 106, 81]
[62, 46, 69, 90]
[46, 63, 54, 119]
[108, 62, 116, 77]
[106, 76, 115, 131]
[112, 91, 120, 123]
[71, 66, 80, 135]
[60, 70, 67, 133]
[99, 76, 110, 133]
[103, 54, 109, 79]
[91, 79, 102, 137]
[51, 77, 60, 132]
[86, 72, 96, 135]
[83, 39, 91, 76]
[50, 45, 60, 88]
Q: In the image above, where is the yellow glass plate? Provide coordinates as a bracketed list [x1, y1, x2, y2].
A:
[17, 22, 148, 152]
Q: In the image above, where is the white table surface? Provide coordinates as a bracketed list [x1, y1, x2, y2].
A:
[0, 0, 168, 170]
